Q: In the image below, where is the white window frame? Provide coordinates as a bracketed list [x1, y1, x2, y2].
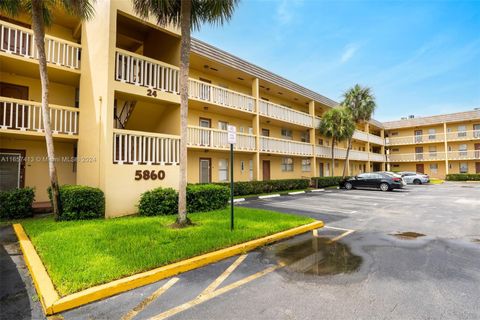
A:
[218, 159, 229, 182]
[301, 159, 311, 172]
[459, 162, 468, 173]
[281, 157, 294, 172]
[281, 128, 293, 140]
[218, 121, 228, 131]
[458, 125, 467, 137]
[428, 128, 436, 140]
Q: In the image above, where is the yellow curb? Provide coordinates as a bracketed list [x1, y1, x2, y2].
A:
[14, 220, 323, 315]
[13, 224, 59, 315]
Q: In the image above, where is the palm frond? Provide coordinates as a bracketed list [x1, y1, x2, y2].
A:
[59, 0, 96, 20]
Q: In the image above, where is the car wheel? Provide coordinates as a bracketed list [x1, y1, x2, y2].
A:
[380, 183, 390, 192]
[413, 179, 421, 185]
[344, 182, 353, 190]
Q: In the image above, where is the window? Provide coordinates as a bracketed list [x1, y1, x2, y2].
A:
[393, 164, 400, 168]
[428, 128, 436, 140]
[459, 162, 468, 173]
[218, 159, 228, 182]
[429, 146, 437, 157]
[261, 128, 270, 137]
[281, 157, 294, 172]
[459, 144, 467, 156]
[301, 159, 311, 172]
[281, 128, 293, 140]
[390, 132, 399, 136]
[218, 121, 228, 131]
[318, 139, 324, 146]
[458, 125, 467, 137]
[238, 127, 244, 133]
[247, 127, 253, 135]
[392, 148, 399, 152]
[249, 160, 253, 181]
[429, 163, 438, 174]
[301, 131, 310, 143]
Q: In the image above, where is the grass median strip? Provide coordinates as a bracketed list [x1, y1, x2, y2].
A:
[20, 207, 314, 297]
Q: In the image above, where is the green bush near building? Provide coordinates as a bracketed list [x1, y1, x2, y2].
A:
[215, 179, 310, 196]
[0, 188, 35, 220]
[311, 176, 346, 188]
[138, 184, 229, 216]
[49, 185, 105, 220]
[445, 174, 480, 181]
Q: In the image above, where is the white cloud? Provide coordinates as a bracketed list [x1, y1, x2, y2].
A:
[340, 44, 358, 63]
[275, 0, 303, 25]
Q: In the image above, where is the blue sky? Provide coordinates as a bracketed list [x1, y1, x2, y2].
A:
[193, 0, 480, 121]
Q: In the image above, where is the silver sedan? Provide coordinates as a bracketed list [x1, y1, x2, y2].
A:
[398, 171, 430, 184]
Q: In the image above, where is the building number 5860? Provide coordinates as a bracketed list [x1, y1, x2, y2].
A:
[135, 170, 165, 180]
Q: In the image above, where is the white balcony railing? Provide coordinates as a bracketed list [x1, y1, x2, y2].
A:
[188, 79, 255, 113]
[387, 152, 447, 162]
[316, 145, 385, 162]
[314, 117, 322, 128]
[349, 150, 370, 161]
[260, 137, 313, 156]
[352, 130, 369, 142]
[0, 20, 81, 69]
[113, 129, 180, 165]
[0, 97, 78, 135]
[115, 49, 179, 94]
[187, 126, 256, 151]
[445, 130, 480, 141]
[367, 133, 385, 145]
[369, 152, 386, 162]
[259, 101, 312, 127]
[316, 145, 346, 159]
[447, 150, 480, 161]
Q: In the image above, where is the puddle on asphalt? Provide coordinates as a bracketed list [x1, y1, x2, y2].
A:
[264, 236, 362, 276]
[391, 232, 426, 240]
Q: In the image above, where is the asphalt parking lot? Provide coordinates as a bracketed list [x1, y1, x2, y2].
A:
[2, 182, 480, 320]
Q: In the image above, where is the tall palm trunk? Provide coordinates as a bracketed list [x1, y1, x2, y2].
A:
[342, 137, 352, 178]
[31, 0, 61, 219]
[176, 0, 192, 226]
[331, 138, 335, 177]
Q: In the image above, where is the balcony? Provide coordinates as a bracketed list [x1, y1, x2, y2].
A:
[0, 97, 79, 136]
[113, 129, 180, 165]
[259, 100, 312, 127]
[315, 145, 385, 162]
[187, 126, 256, 152]
[386, 132, 444, 145]
[316, 145, 346, 159]
[0, 20, 81, 70]
[448, 150, 480, 161]
[387, 152, 447, 162]
[260, 137, 313, 156]
[445, 130, 480, 142]
[188, 79, 255, 113]
[115, 49, 179, 94]
[352, 130, 385, 145]
[369, 152, 387, 162]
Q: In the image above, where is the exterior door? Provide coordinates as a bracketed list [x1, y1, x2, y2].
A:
[416, 164, 425, 174]
[415, 147, 424, 160]
[0, 82, 29, 129]
[473, 124, 480, 138]
[199, 158, 211, 183]
[476, 162, 480, 174]
[262, 160, 270, 181]
[475, 143, 480, 159]
[199, 118, 211, 146]
[0, 149, 26, 191]
[261, 128, 270, 137]
[415, 130, 423, 143]
[319, 163, 324, 177]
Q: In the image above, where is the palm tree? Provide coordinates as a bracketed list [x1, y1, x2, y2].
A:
[318, 107, 355, 177]
[0, 0, 95, 220]
[340, 84, 376, 177]
[132, 0, 239, 227]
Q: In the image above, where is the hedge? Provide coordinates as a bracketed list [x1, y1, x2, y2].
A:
[0, 188, 35, 220]
[49, 185, 105, 220]
[214, 179, 310, 196]
[446, 174, 480, 181]
[138, 184, 229, 216]
[311, 176, 346, 188]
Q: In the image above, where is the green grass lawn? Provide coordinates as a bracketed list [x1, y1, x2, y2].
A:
[20, 207, 313, 296]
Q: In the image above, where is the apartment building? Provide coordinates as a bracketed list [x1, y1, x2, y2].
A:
[384, 110, 480, 178]
[0, 3, 387, 217]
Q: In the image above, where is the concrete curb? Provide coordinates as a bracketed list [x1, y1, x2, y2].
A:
[239, 188, 327, 201]
[14, 221, 324, 315]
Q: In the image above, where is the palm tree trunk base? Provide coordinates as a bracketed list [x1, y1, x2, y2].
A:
[171, 217, 193, 228]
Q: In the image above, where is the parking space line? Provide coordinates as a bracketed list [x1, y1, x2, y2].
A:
[148, 265, 282, 320]
[121, 277, 179, 320]
[330, 230, 355, 242]
[313, 226, 356, 243]
[199, 254, 247, 297]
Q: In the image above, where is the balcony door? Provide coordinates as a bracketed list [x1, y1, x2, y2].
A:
[414, 130, 423, 143]
[0, 149, 26, 191]
[474, 124, 480, 138]
[199, 158, 211, 183]
[415, 147, 424, 160]
[0, 82, 29, 129]
[199, 118, 211, 146]
[475, 143, 480, 159]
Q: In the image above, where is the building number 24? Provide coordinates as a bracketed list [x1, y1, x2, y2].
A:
[135, 170, 165, 180]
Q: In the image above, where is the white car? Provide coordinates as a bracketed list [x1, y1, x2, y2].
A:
[398, 172, 430, 185]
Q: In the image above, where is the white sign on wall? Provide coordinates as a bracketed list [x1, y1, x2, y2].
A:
[227, 125, 237, 144]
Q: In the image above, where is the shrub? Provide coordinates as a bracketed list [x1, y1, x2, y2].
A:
[0, 188, 35, 220]
[138, 187, 178, 216]
[446, 174, 480, 181]
[214, 179, 310, 196]
[49, 185, 105, 220]
[311, 176, 346, 188]
[138, 184, 229, 216]
[187, 184, 229, 212]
